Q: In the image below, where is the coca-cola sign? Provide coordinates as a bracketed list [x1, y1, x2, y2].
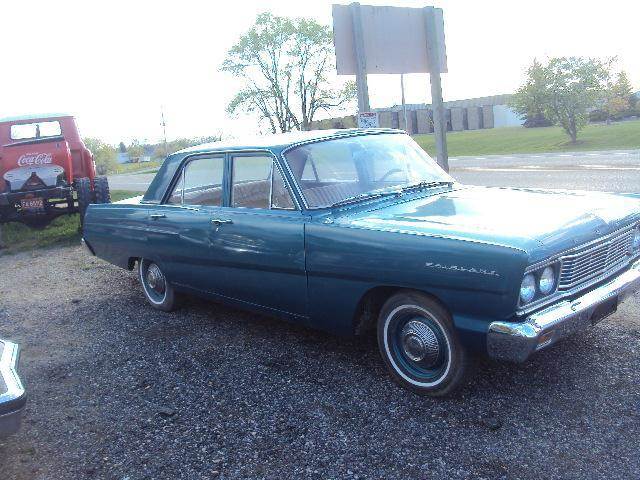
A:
[17, 153, 53, 167]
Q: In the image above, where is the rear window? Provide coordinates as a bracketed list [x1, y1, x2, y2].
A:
[10, 121, 62, 140]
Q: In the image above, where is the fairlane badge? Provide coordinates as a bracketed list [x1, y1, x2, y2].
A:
[425, 262, 500, 277]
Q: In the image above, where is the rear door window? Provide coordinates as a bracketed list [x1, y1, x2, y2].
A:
[167, 156, 224, 206]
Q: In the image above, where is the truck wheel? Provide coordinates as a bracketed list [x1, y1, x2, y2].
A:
[377, 291, 468, 397]
[76, 177, 92, 225]
[139, 259, 179, 312]
[94, 176, 111, 204]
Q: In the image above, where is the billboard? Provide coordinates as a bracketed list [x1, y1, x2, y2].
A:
[332, 4, 447, 75]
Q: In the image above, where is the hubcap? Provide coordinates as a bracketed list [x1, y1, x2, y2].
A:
[146, 263, 166, 295]
[401, 320, 440, 367]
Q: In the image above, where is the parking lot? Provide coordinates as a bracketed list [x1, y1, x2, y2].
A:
[1, 156, 640, 479]
[1, 208, 640, 478]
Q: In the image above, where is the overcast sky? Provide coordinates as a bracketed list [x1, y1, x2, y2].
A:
[2, 0, 638, 144]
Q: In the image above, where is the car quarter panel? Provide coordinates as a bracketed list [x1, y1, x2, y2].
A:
[304, 221, 529, 344]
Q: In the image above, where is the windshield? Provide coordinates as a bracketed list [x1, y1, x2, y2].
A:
[283, 133, 453, 208]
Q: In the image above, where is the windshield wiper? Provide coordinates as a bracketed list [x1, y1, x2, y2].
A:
[329, 190, 398, 209]
[400, 180, 454, 193]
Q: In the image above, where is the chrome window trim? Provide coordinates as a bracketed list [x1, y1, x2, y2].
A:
[517, 223, 640, 316]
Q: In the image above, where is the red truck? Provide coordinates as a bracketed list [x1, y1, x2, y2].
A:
[0, 114, 110, 227]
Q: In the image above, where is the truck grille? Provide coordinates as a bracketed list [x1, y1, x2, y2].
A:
[558, 228, 635, 290]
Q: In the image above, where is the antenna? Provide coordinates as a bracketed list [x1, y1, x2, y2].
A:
[160, 106, 168, 157]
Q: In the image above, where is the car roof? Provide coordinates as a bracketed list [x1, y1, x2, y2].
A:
[0, 113, 73, 124]
[176, 128, 403, 154]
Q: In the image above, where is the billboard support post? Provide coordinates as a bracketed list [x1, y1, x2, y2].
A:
[349, 2, 370, 114]
[401, 74, 408, 131]
[424, 6, 449, 172]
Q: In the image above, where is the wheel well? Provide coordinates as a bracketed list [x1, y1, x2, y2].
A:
[127, 257, 139, 270]
[352, 287, 449, 335]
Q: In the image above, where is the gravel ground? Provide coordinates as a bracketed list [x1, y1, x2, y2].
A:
[0, 245, 639, 479]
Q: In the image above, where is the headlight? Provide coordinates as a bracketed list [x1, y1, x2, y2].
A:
[633, 228, 640, 252]
[519, 274, 536, 304]
[538, 266, 556, 295]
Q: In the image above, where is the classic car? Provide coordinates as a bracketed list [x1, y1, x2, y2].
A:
[82, 129, 640, 396]
[0, 339, 26, 436]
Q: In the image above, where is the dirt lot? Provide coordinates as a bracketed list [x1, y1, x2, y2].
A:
[0, 245, 639, 479]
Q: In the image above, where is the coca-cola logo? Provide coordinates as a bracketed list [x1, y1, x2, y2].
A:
[17, 153, 53, 167]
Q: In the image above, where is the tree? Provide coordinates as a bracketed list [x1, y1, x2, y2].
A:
[84, 138, 117, 175]
[509, 59, 553, 128]
[602, 69, 633, 123]
[511, 57, 610, 143]
[221, 13, 355, 133]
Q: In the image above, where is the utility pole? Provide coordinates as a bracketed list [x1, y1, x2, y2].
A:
[160, 106, 169, 158]
[350, 2, 370, 114]
[424, 6, 449, 172]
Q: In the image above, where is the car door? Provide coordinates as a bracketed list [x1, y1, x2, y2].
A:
[146, 154, 227, 290]
[205, 152, 308, 317]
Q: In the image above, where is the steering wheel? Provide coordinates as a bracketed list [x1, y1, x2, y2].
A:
[377, 168, 404, 182]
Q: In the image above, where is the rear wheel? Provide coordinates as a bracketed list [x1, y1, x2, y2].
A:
[138, 259, 179, 312]
[94, 176, 111, 204]
[377, 292, 468, 397]
[76, 177, 92, 226]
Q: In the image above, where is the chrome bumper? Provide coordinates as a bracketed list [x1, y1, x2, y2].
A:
[0, 340, 26, 437]
[487, 259, 640, 362]
[80, 237, 95, 256]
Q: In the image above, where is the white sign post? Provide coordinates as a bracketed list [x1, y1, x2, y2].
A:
[332, 3, 449, 171]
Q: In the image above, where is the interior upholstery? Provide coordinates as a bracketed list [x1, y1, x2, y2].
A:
[233, 180, 270, 209]
[302, 182, 365, 208]
[182, 185, 223, 206]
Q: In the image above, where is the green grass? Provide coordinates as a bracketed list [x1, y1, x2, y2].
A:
[413, 120, 640, 157]
[0, 190, 138, 254]
[112, 160, 161, 174]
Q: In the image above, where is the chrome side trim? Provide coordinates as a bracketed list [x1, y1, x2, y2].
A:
[0, 340, 26, 436]
[488, 259, 640, 362]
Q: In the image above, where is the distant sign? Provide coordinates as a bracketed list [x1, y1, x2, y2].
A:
[332, 4, 447, 75]
[357, 112, 379, 128]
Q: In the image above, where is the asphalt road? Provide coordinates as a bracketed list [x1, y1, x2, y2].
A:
[450, 149, 640, 192]
[109, 149, 640, 194]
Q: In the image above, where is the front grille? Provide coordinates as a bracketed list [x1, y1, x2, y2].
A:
[558, 228, 635, 290]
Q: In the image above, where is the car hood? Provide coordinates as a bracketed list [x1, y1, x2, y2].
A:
[332, 186, 640, 263]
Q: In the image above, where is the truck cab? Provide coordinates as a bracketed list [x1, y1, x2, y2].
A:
[0, 114, 110, 227]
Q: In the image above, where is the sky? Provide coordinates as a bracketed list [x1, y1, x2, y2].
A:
[1, 0, 638, 144]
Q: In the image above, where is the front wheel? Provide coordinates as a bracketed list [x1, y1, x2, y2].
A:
[138, 259, 179, 312]
[377, 292, 468, 397]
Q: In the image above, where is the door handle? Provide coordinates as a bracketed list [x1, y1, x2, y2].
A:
[211, 218, 233, 225]
[150, 213, 166, 220]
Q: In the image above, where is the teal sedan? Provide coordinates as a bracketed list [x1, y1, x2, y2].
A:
[83, 129, 640, 396]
